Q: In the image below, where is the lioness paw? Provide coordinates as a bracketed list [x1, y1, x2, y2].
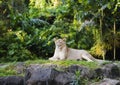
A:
[49, 57, 58, 61]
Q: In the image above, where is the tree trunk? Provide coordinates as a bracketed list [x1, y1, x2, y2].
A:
[100, 10, 105, 60]
[113, 20, 116, 60]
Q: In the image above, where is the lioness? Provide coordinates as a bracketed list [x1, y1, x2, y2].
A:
[49, 38, 97, 62]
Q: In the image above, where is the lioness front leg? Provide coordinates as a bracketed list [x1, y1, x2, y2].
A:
[59, 56, 66, 60]
[58, 53, 66, 60]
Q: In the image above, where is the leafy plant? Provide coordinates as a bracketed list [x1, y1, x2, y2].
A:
[0, 30, 36, 62]
[70, 71, 81, 85]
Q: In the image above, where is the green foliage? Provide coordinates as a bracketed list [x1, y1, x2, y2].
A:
[0, 0, 120, 61]
[0, 30, 35, 61]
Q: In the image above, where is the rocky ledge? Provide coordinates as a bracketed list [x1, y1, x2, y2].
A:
[0, 63, 120, 85]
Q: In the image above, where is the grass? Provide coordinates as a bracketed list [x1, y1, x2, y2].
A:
[0, 68, 16, 77]
[25, 59, 99, 68]
[0, 62, 17, 76]
[0, 59, 100, 76]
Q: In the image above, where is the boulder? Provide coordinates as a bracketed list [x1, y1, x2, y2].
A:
[0, 76, 24, 85]
[25, 64, 75, 85]
[101, 64, 120, 79]
[0, 77, 5, 85]
[66, 65, 95, 79]
[55, 72, 75, 85]
[1, 63, 120, 85]
[94, 68, 103, 78]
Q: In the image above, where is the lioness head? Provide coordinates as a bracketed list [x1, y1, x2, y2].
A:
[54, 38, 66, 47]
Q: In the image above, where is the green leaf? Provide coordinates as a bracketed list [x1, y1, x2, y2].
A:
[8, 50, 15, 55]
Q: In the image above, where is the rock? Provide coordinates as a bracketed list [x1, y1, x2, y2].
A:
[25, 65, 75, 85]
[1, 63, 120, 85]
[55, 72, 75, 85]
[25, 68, 58, 85]
[91, 78, 120, 85]
[0, 77, 5, 85]
[15, 62, 26, 74]
[94, 68, 104, 79]
[101, 64, 120, 79]
[94, 63, 120, 79]
[66, 65, 95, 79]
[0, 76, 24, 85]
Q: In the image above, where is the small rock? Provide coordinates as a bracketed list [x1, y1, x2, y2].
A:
[15, 62, 26, 74]
[91, 78, 120, 85]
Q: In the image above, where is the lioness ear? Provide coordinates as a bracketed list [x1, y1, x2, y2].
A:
[63, 38, 66, 41]
[53, 38, 57, 41]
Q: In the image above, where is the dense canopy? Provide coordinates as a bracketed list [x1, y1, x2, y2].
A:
[0, 0, 120, 62]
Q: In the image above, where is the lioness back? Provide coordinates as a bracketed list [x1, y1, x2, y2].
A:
[67, 48, 95, 61]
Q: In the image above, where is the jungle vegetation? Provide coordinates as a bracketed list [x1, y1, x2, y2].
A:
[0, 0, 120, 62]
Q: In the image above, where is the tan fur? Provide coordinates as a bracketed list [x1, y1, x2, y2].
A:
[49, 38, 97, 62]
